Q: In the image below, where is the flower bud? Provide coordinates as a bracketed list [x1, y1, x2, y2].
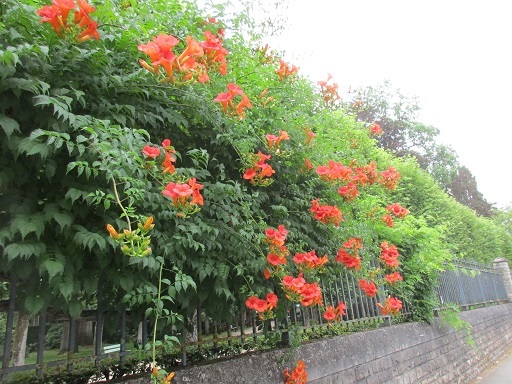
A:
[106, 224, 119, 239]
[143, 216, 154, 231]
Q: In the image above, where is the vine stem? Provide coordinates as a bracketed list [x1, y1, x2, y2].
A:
[152, 258, 164, 369]
[112, 177, 132, 231]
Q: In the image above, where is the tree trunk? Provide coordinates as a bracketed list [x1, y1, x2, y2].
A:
[186, 310, 198, 343]
[59, 321, 78, 354]
[11, 311, 29, 366]
[204, 317, 210, 335]
[59, 321, 69, 354]
[76, 320, 93, 346]
[137, 321, 143, 346]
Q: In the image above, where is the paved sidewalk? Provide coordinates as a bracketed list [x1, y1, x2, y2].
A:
[472, 346, 512, 384]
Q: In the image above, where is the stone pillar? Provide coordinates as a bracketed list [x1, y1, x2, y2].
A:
[493, 258, 512, 300]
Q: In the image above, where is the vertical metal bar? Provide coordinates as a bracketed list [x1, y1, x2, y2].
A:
[327, 280, 334, 307]
[181, 328, 187, 367]
[350, 273, 362, 320]
[120, 308, 126, 362]
[251, 312, 257, 342]
[334, 280, 341, 306]
[141, 315, 148, 347]
[308, 307, 315, 329]
[95, 279, 103, 364]
[36, 311, 47, 378]
[197, 304, 203, 352]
[2, 277, 17, 382]
[227, 321, 232, 346]
[290, 302, 298, 325]
[213, 322, 218, 349]
[340, 272, 351, 321]
[300, 304, 307, 328]
[239, 305, 245, 343]
[67, 317, 76, 372]
[280, 304, 290, 346]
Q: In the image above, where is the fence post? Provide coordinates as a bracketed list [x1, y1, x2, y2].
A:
[493, 258, 512, 300]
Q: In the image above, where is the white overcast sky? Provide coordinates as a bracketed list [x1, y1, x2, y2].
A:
[199, 0, 512, 208]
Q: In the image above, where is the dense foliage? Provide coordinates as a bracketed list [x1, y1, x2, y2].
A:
[345, 81, 495, 217]
[1, 2, 511, 381]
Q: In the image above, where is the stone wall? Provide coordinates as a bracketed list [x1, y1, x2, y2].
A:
[121, 303, 512, 384]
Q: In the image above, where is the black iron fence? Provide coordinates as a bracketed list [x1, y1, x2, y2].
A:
[0, 259, 510, 382]
[436, 259, 509, 309]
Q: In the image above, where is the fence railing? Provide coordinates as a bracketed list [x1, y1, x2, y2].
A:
[1, 259, 509, 382]
[436, 259, 509, 309]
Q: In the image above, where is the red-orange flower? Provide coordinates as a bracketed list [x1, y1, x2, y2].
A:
[265, 225, 288, 247]
[343, 237, 362, 250]
[380, 166, 401, 190]
[384, 272, 403, 284]
[299, 282, 323, 306]
[386, 203, 409, 218]
[142, 145, 160, 158]
[378, 296, 403, 315]
[266, 130, 290, 149]
[235, 94, 252, 117]
[382, 214, 394, 227]
[316, 160, 352, 182]
[37, 5, 63, 34]
[369, 123, 382, 135]
[338, 182, 359, 201]
[304, 158, 313, 171]
[214, 83, 251, 117]
[37, 0, 99, 41]
[323, 306, 336, 321]
[304, 126, 316, 144]
[162, 151, 176, 174]
[358, 279, 378, 297]
[335, 249, 361, 270]
[335, 238, 362, 270]
[243, 151, 275, 186]
[284, 360, 308, 384]
[162, 178, 204, 208]
[380, 241, 400, 268]
[318, 73, 340, 104]
[310, 199, 343, 226]
[138, 34, 179, 77]
[282, 274, 306, 293]
[276, 59, 298, 81]
[267, 253, 287, 266]
[293, 250, 328, 270]
[323, 302, 347, 323]
[246, 292, 278, 317]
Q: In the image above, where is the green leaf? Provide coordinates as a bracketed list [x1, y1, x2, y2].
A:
[0, 114, 20, 139]
[59, 277, 74, 299]
[73, 225, 106, 252]
[25, 295, 45, 315]
[65, 188, 89, 204]
[82, 276, 97, 294]
[4, 242, 46, 261]
[53, 211, 73, 231]
[11, 213, 45, 240]
[119, 275, 134, 291]
[42, 259, 65, 280]
[68, 300, 82, 318]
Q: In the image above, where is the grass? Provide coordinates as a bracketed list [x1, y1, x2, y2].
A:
[24, 343, 135, 365]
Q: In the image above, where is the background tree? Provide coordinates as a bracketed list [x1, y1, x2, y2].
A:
[346, 81, 494, 216]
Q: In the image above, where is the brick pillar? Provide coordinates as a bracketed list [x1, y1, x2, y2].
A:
[493, 258, 512, 300]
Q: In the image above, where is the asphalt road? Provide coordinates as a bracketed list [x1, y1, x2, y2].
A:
[472, 346, 512, 384]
